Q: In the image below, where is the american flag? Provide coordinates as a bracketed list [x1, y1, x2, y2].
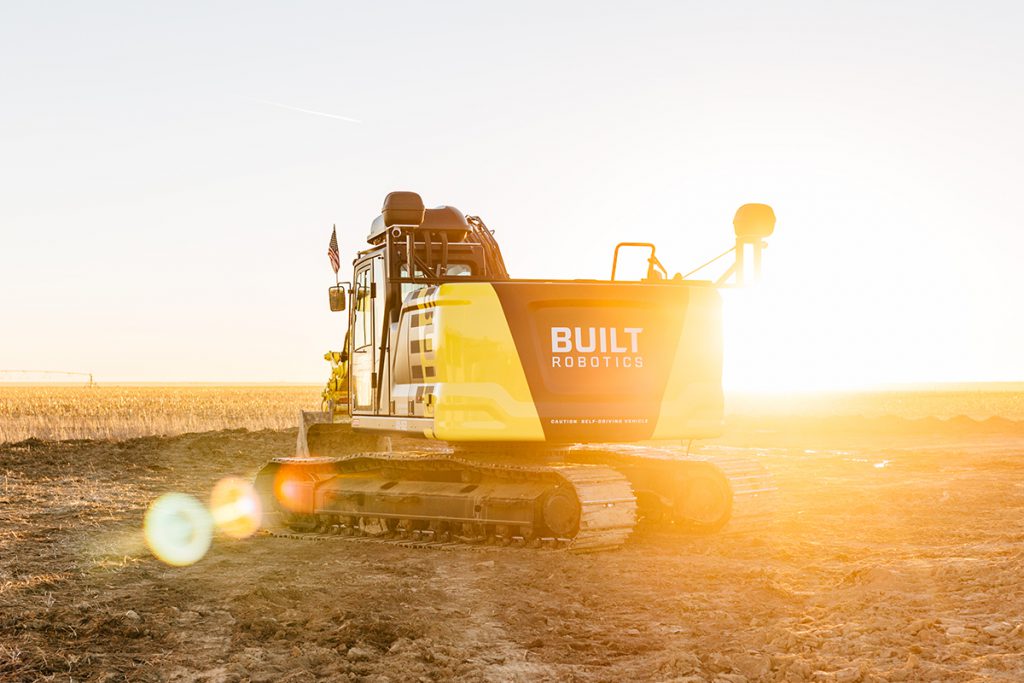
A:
[327, 225, 340, 273]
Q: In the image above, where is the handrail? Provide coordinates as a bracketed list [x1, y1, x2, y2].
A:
[611, 242, 667, 281]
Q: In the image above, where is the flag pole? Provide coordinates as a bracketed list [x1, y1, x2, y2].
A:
[333, 224, 340, 286]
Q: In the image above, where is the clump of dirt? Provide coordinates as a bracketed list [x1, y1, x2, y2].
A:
[3, 429, 1024, 680]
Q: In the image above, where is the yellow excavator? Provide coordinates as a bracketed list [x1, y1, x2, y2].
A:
[255, 191, 776, 551]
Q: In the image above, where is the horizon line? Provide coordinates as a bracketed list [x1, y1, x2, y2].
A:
[2, 380, 1024, 391]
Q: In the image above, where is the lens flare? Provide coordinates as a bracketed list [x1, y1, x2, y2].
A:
[143, 493, 213, 566]
[210, 476, 262, 538]
[273, 464, 314, 513]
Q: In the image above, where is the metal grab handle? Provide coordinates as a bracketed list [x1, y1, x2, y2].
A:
[611, 242, 665, 281]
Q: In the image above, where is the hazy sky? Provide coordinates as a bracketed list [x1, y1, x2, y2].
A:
[2, 2, 1022, 389]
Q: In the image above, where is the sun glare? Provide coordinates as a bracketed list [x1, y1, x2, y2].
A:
[273, 464, 314, 513]
[210, 477, 262, 539]
[722, 285, 891, 393]
[143, 493, 214, 567]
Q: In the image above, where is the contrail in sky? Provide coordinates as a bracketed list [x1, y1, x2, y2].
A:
[249, 97, 362, 123]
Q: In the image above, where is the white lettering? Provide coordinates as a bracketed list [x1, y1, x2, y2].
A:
[609, 328, 626, 353]
[624, 327, 643, 353]
[551, 327, 572, 353]
[575, 327, 597, 353]
[549, 326, 644, 357]
[552, 356, 561, 367]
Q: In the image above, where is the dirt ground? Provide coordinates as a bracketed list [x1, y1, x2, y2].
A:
[3, 423, 1024, 682]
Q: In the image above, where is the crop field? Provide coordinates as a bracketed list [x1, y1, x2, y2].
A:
[0, 385, 320, 443]
[2, 384, 1023, 445]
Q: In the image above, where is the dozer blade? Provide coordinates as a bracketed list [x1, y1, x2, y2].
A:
[296, 411, 332, 458]
[295, 411, 390, 458]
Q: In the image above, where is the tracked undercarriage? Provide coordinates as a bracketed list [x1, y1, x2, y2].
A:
[254, 426, 775, 552]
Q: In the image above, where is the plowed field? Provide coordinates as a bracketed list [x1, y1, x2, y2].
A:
[3, 423, 1024, 681]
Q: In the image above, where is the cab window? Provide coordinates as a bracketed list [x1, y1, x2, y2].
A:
[352, 265, 373, 350]
[399, 262, 473, 300]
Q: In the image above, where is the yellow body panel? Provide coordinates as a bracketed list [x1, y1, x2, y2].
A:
[423, 283, 545, 441]
[651, 286, 725, 439]
[386, 280, 724, 443]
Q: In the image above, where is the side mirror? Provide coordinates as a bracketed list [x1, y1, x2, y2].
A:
[328, 285, 347, 312]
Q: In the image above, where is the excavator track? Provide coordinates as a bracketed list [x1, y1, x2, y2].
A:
[255, 439, 776, 552]
[569, 444, 777, 533]
[255, 452, 637, 553]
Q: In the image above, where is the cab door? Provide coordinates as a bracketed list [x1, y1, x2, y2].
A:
[349, 261, 375, 413]
[350, 255, 388, 414]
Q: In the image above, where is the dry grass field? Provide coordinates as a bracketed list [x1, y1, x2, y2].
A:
[3, 384, 1022, 444]
[0, 385, 319, 443]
